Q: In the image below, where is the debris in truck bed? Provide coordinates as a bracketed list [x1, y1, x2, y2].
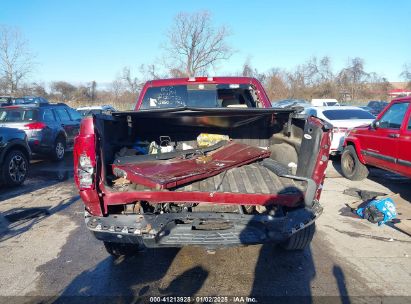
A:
[197, 133, 229, 147]
[112, 177, 131, 191]
[115, 140, 228, 165]
[112, 141, 271, 190]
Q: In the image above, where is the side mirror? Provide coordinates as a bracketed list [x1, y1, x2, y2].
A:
[371, 120, 380, 129]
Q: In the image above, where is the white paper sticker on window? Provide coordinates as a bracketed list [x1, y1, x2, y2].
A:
[149, 98, 157, 107]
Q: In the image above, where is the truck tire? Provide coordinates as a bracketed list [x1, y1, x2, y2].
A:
[281, 223, 315, 251]
[341, 145, 369, 181]
[2, 150, 29, 186]
[52, 136, 66, 161]
[103, 241, 142, 258]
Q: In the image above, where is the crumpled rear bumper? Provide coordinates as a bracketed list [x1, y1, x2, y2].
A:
[86, 201, 322, 249]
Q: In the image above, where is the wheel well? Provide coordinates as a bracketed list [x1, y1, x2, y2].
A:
[4, 145, 30, 162]
[344, 141, 365, 164]
[55, 133, 66, 143]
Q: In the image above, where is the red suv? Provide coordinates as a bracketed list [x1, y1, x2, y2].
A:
[341, 97, 411, 180]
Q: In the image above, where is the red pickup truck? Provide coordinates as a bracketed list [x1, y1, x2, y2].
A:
[341, 97, 411, 180]
[74, 77, 332, 257]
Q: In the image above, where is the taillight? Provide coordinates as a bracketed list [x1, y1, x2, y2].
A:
[24, 122, 46, 130]
[78, 154, 94, 189]
[74, 120, 96, 190]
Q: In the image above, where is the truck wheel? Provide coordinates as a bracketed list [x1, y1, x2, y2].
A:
[341, 145, 369, 181]
[52, 137, 66, 161]
[103, 241, 142, 258]
[281, 223, 315, 251]
[2, 150, 29, 186]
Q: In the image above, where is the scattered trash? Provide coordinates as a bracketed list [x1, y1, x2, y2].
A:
[346, 193, 411, 237]
[343, 188, 387, 201]
[112, 177, 131, 191]
[159, 136, 174, 153]
[132, 139, 150, 154]
[356, 197, 397, 226]
[112, 142, 271, 189]
[197, 133, 229, 147]
[288, 162, 297, 175]
[182, 143, 193, 150]
[148, 141, 160, 154]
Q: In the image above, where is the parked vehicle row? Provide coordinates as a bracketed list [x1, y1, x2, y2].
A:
[0, 97, 117, 187]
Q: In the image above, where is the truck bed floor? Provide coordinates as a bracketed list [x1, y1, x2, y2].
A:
[174, 163, 306, 195]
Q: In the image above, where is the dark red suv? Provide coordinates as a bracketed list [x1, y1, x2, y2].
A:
[341, 97, 411, 180]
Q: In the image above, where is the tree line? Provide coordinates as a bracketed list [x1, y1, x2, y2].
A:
[1, 11, 410, 109]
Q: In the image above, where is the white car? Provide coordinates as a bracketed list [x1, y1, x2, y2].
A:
[304, 106, 375, 154]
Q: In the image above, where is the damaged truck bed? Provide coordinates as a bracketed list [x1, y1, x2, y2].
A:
[74, 77, 331, 254]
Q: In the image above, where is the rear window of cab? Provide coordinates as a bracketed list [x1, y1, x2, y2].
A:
[140, 84, 260, 109]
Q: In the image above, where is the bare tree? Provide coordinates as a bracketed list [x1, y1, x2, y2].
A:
[240, 57, 266, 82]
[51, 81, 77, 101]
[287, 65, 307, 99]
[241, 58, 254, 77]
[400, 63, 411, 89]
[0, 26, 34, 94]
[164, 11, 233, 77]
[121, 67, 140, 94]
[139, 64, 166, 80]
[19, 82, 47, 97]
[366, 72, 392, 100]
[89, 80, 97, 101]
[337, 57, 368, 100]
[264, 68, 289, 101]
[110, 79, 124, 102]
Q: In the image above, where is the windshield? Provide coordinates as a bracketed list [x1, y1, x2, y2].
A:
[140, 84, 259, 109]
[322, 109, 375, 120]
[0, 109, 38, 122]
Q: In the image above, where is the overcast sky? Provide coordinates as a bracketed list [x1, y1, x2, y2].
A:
[1, 0, 410, 84]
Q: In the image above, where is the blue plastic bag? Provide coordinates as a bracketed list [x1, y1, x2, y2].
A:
[356, 197, 397, 226]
